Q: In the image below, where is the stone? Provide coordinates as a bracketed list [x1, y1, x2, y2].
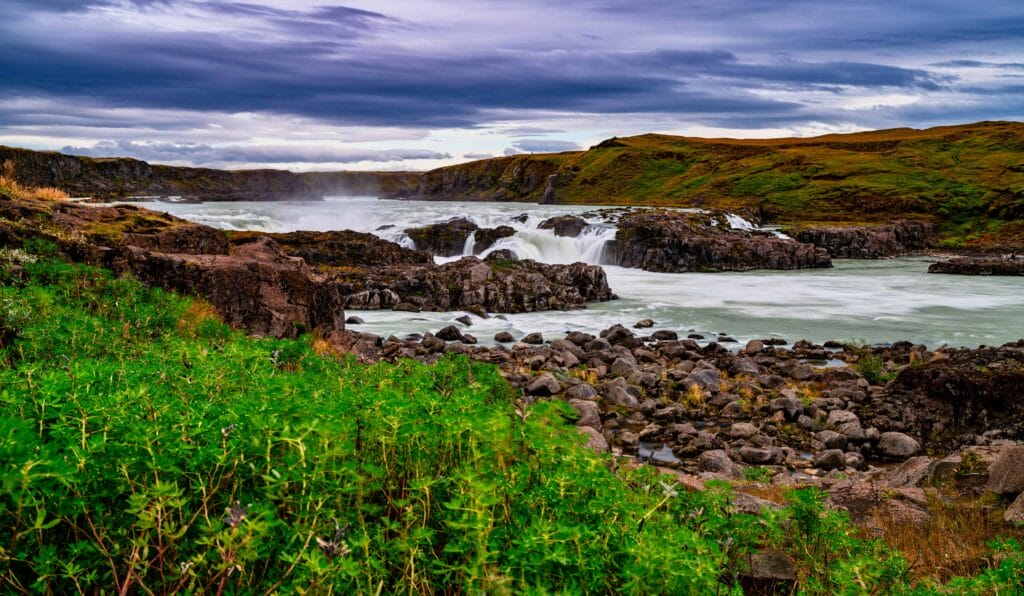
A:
[739, 446, 776, 465]
[345, 316, 365, 325]
[684, 368, 721, 393]
[698, 450, 739, 476]
[987, 446, 1024, 495]
[494, 331, 515, 343]
[813, 449, 846, 470]
[728, 423, 758, 440]
[650, 329, 678, 341]
[565, 383, 598, 400]
[744, 339, 765, 354]
[569, 399, 602, 431]
[815, 430, 847, 450]
[577, 426, 609, 452]
[435, 325, 463, 341]
[604, 385, 640, 410]
[634, 318, 655, 329]
[877, 432, 921, 459]
[610, 357, 640, 377]
[738, 548, 797, 596]
[522, 332, 545, 345]
[769, 397, 804, 421]
[538, 215, 587, 237]
[455, 315, 472, 326]
[527, 373, 562, 396]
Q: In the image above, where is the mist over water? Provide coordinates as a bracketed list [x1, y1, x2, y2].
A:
[136, 197, 1024, 348]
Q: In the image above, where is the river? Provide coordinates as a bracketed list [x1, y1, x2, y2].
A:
[132, 197, 1024, 348]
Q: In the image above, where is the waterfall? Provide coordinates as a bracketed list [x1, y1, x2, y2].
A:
[725, 213, 755, 230]
[462, 231, 477, 256]
[477, 225, 616, 265]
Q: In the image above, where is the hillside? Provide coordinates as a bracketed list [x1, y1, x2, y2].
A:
[0, 145, 419, 201]
[4, 121, 1023, 246]
[402, 121, 1024, 248]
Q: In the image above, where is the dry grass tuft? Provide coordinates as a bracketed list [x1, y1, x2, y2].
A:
[0, 160, 69, 201]
[858, 488, 1021, 584]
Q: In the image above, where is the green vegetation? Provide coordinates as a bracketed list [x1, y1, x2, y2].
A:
[1, 245, 1023, 592]
[444, 121, 1024, 247]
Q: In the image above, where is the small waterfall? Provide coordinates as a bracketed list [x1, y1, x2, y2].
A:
[725, 213, 755, 230]
[477, 225, 616, 265]
[462, 232, 477, 256]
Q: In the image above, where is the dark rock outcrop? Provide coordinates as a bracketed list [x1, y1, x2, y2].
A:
[857, 342, 1024, 451]
[538, 215, 587, 237]
[792, 220, 936, 258]
[116, 237, 347, 338]
[405, 217, 478, 256]
[333, 256, 615, 313]
[608, 210, 831, 272]
[230, 230, 430, 267]
[928, 256, 1024, 275]
[405, 218, 516, 257]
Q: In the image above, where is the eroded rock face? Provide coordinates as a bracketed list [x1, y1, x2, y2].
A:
[929, 256, 1024, 275]
[793, 220, 936, 258]
[334, 256, 615, 313]
[116, 237, 347, 338]
[607, 210, 831, 272]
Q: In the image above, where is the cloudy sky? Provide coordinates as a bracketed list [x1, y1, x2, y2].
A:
[1, 0, 1022, 171]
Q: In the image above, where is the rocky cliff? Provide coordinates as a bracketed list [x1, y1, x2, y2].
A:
[0, 146, 419, 201]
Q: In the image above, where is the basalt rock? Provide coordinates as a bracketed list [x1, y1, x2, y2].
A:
[116, 237, 346, 338]
[405, 217, 478, 256]
[854, 342, 1024, 452]
[538, 215, 587, 237]
[405, 218, 517, 257]
[792, 220, 936, 258]
[231, 230, 430, 267]
[607, 210, 831, 272]
[928, 256, 1024, 275]
[333, 256, 615, 314]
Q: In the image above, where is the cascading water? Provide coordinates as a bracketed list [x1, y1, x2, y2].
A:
[112, 196, 1024, 349]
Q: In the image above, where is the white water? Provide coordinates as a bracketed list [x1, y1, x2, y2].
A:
[126, 196, 1024, 348]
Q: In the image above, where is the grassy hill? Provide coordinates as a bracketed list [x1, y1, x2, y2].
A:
[408, 121, 1024, 248]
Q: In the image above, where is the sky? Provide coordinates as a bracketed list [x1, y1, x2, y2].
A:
[1, 0, 1023, 171]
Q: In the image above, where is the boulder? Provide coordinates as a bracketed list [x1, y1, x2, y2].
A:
[988, 446, 1024, 495]
[877, 432, 921, 459]
[538, 215, 587, 237]
[435, 325, 463, 341]
[527, 373, 562, 397]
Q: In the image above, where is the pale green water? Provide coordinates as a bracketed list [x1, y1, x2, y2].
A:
[131, 197, 1024, 348]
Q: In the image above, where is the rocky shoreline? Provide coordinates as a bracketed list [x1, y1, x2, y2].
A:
[334, 319, 1024, 525]
[4, 193, 1024, 528]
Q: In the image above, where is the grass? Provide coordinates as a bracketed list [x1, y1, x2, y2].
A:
[0, 161, 68, 202]
[1, 244, 1023, 593]
[442, 121, 1024, 247]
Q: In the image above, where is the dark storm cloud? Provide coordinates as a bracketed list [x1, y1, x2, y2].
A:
[512, 140, 581, 153]
[61, 140, 451, 165]
[0, 0, 1021, 167]
[0, 0, 963, 131]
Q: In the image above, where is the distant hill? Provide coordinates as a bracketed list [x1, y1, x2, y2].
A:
[401, 121, 1024, 248]
[0, 145, 419, 202]
[3, 121, 1022, 247]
